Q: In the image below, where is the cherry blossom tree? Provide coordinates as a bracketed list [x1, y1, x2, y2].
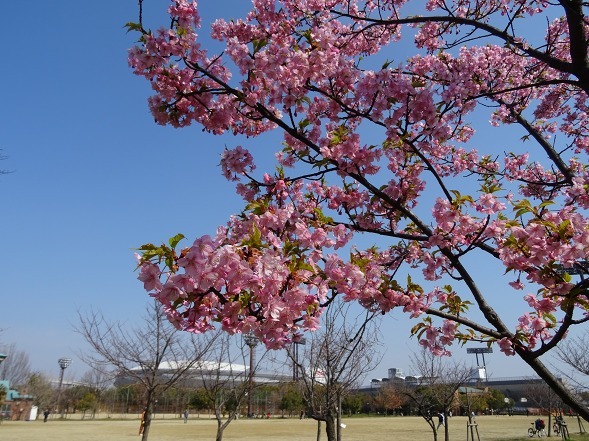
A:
[128, 0, 589, 419]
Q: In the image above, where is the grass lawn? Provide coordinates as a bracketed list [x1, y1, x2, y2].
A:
[1, 414, 588, 441]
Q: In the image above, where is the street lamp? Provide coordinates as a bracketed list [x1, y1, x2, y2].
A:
[57, 357, 72, 416]
[244, 332, 259, 418]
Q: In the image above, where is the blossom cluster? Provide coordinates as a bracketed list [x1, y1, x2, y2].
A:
[131, 0, 589, 358]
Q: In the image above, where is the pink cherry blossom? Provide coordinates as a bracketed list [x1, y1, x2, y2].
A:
[498, 337, 515, 356]
[130, 3, 589, 417]
[138, 262, 163, 292]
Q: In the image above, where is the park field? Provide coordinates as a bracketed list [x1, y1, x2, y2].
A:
[0, 414, 587, 441]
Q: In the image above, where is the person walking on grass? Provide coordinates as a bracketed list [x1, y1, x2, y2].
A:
[437, 412, 445, 430]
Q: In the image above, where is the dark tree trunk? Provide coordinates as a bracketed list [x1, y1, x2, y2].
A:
[215, 423, 225, 441]
[325, 414, 337, 441]
[140, 409, 152, 441]
[522, 352, 589, 421]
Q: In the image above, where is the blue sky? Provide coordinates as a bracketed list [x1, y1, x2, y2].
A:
[0, 1, 567, 384]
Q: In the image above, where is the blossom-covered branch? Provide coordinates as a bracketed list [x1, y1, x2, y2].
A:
[128, 0, 589, 417]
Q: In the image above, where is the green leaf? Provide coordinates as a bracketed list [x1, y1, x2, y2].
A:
[168, 233, 186, 249]
[252, 38, 268, 53]
[245, 198, 270, 216]
[544, 313, 557, 326]
[301, 29, 313, 45]
[410, 322, 425, 338]
[124, 22, 143, 33]
[514, 207, 530, 217]
[298, 118, 311, 130]
[241, 225, 263, 250]
[314, 207, 334, 224]
[138, 243, 160, 251]
[557, 219, 572, 239]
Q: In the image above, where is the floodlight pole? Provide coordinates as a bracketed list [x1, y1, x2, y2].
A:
[57, 357, 72, 416]
[244, 332, 259, 418]
[292, 338, 306, 382]
[466, 348, 492, 382]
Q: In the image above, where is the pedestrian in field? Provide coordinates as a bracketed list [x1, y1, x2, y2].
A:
[139, 409, 146, 435]
[43, 409, 50, 422]
[437, 412, 445, 430]
[183, 409, 189, 423]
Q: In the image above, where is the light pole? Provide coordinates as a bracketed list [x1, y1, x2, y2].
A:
[57, 357, 72, 416]
[244, 332, 259, 418]
[125, 386, 131, 416]
[291, 338, 306, 381]
[466, 347, 492, 382]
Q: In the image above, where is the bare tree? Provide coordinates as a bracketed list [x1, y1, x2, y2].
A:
[403, 350, 473, 441]
[26, 372, 54, 412]
[292, 299, 382, 441]
[526, 382, 565, 436]
[0, 343, 31, 388]
[553, 332, 589, 436]
[76, 301, 217, 441]
[197, 333, 267, 441]
[62, 368, 113, 419]
[555, 332, 589, 387]
[0, 149, 10, 174]
[80, 368, 112, 391]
